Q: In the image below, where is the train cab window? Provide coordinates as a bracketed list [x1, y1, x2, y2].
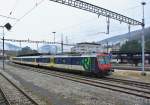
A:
[97, 56, 110, 64]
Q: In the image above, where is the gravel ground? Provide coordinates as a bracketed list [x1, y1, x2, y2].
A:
[1, 64, 150, 105]
[0, 70, 48, 105]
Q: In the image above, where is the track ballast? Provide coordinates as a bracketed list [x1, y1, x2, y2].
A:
[6, 62, 150, 99]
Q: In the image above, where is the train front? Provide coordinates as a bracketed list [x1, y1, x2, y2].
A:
[96, 54, 112, 74]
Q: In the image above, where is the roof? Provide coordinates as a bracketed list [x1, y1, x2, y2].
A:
[77, 42, 101, 46]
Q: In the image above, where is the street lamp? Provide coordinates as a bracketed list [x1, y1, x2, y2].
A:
[0, 23, 12, 70]
[52, 32, 56, 43]
[141, 2, 146, 76]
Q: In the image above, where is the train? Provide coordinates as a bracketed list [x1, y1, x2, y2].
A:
[11, 53, 112, 76]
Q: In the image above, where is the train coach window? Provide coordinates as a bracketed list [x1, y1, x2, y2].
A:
[54, 58, 62, 64]
[55, 58, 71, 64]
[36, 58, 50, 63]
[71, 57, 82, 65]
[17, 58, 21, 61]
[22, 58, 35, 62]
[13, 58, 21, 61]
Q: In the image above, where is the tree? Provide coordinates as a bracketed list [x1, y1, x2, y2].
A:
[145, 39, 150, 51]
[17, 46, 38, 56]
[120, 40, 141, 52]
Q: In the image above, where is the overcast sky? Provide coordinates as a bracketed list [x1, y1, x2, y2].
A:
[0, 0, 150, 48]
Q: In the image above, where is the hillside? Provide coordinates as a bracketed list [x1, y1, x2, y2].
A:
[99, 27, 150, 44]
[0, 41, 20, 51]
[39, 45, 57, 54]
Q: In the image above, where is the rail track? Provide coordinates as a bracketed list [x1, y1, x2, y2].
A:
[5, 62, 150, 99]
[0, 72, 40, 105]
[103, 77, 150, 90]
[0, 88, 10, 105]
[112, 66, 150, 71]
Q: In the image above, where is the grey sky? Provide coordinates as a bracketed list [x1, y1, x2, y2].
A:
[0, 0, 150, 46]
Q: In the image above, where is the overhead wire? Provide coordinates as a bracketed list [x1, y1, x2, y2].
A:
[0, 14, 19, 20]
[9, 0, 19, 15]
[6, 0, 150, 41]
[2, 0, 45, 36]
[10, 0, 150, 32]
[18, 0, 45, 21]
[3, 0, 149, 47]
[0, 0, 19, 28]
[12, 0, 45, 28]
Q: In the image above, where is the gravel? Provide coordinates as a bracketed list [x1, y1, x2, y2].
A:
[2, 64, 150, 105]
[0, 73, 37, 105]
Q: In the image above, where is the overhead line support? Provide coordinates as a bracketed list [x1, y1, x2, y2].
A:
[1, 38, 75, 46]
[49, 0, 142, 26]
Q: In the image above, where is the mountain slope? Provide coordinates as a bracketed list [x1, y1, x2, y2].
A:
[39, 45, 57, 54]
[0, 41, 20, 51]
[99, 27, 150, 44]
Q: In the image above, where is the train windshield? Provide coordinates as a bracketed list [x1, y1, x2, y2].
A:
[97, 56, 110, 64]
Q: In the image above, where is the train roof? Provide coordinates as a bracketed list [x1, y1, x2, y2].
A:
[14, 55, 94, 58]
[13, 54, 108, 58]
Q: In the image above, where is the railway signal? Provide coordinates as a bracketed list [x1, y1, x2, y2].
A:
[0, 23, 12, 70]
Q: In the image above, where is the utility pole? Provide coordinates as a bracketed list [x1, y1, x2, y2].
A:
[141, 2, 146, 76]
[36, 42, 39, 52]
[2, 27, 4, 70]
[17, 40, 22, 56]
[0, 23, 11, 70]
[0, 26, 6, 70]
[106, 41, 108, 54]
[52, 32, 56, 43]
[61, 34, 63, 54]
[106, 16, 110, 35]
[19, 41, 22, 50]
[65, 36, 68, 44]
[128, 24, 131, 40]
[106, 16, 110, 54]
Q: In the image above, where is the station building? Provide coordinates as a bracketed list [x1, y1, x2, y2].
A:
[71, 42, 104, 54]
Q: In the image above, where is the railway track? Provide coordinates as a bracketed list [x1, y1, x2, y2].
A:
[5, 62, 150, 99]
[0, 72, 40, 105]
[112, 66, 150, 71]
[8, 62, 150, 90]
[103, 77, 150, 90]
[0, 88, 10, 105]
